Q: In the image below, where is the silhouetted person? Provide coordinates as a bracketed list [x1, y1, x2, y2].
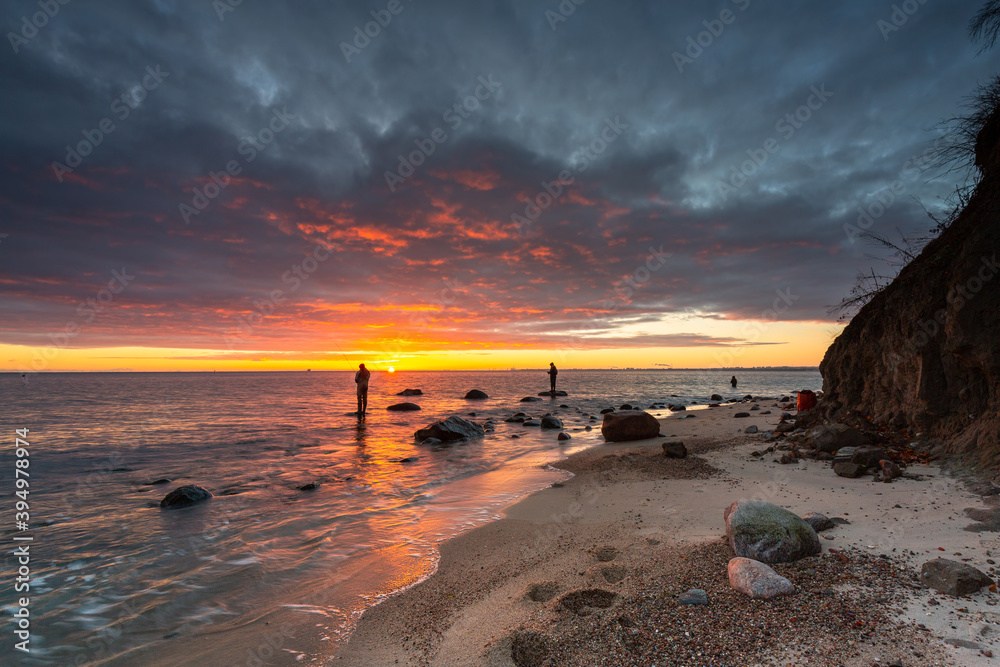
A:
[355, 363, 371, 416]
[730, 375, 738, 388]
[548, 362, 558, 394]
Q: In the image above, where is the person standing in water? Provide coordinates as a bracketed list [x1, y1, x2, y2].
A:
[548, 362, 558, 394]
[730, 375, 738, 388]
[355, 363, 371, 416]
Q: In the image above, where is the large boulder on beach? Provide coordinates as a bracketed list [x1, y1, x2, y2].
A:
[415, 416, 484, 443]
[724, 500, 821, 564]
[601, 410, 660, 442]
[387, 402, 421, 411]
[160, 485, 213, 509]
[728, 557, 796, 599]
[464, 389, 488, 399]
[808, 424, 866, 453]
[920, 558, 994, 596]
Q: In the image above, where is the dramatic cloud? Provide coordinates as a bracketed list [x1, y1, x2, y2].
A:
[0, 0, 994, 364]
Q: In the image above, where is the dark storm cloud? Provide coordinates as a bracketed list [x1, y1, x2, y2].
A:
[0, 0, 994, 352]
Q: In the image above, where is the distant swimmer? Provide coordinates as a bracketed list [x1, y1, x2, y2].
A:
[731, 375, 738, 388]
[355, 363, 371, 416]
[548, 362, 558, 394]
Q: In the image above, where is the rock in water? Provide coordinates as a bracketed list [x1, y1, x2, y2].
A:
[386, 402, 421, 411]
[397, 388, 423, 396]
[538, 390, 568, 396]
[414, 416, 485, 443]
[662, 441, 687, 458]
[557, 432, 571, 441]
[464, 389, 488, 399]
[160, 485, 213, 509]
[540, 415, 563, 429]
[711, 394, 723, 401]
[724, 500, 821, 563]
[920, 558, 994, 596]
[728, 557, 796, 599]
[601, 410, 660, 442]
[667, 404, 686, 411]
[808, 424, 866, 453]
[521, 396, 543, 402]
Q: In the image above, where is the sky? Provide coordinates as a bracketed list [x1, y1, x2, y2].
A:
[0, 0, 995, 372]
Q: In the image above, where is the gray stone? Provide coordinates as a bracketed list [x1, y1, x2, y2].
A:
[727, 557, 796, 599]
[851, 446, 886, 468]
[668, 404, 686, 411]
[464, 389, 488, 399]
[832, 446, 857, 464]
[601, 410, 660, 442]
[920, 558, 994, 596]
[523, 419, 541, 427]
[745, 425, 759, 434]
[734, 412, 751, 418]
[160, 485, 213, 509]
[387, 402, 421, 411]
[880, 459, 902, 481]
[420, 437, 443, 447]
[415, 416, 485, 443]
[678, 588, 708, 605]
[724, 500, 820, 564]
[557, 432, 571, 441]
[833, 462, 866, 478]
[662, 441, 687, 458]
[521, 396, 543, 402]
[775, 422, 795, 433]
[809, 423, 866, 453]
[540, 415, 563, 429]
[801, 512, 834, 532]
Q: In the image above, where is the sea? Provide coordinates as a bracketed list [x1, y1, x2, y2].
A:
[1, 369, 820, 665]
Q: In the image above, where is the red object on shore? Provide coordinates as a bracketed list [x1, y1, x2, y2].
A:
[797, 390, 817, 412]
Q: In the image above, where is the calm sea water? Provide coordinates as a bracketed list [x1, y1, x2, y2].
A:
[1, 369, 819, 665]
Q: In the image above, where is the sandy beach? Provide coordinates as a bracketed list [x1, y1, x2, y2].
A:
[334, 402, 1000, 666]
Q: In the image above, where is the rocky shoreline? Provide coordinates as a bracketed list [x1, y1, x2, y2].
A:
[333, 401, 1000, 666]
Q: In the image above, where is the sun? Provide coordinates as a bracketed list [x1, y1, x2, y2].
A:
[387, 367, 395, 373]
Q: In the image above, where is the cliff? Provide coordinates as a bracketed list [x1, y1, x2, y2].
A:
[819, 106, 1000, 470]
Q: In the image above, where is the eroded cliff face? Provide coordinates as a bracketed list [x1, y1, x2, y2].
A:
[820, 113, 1000, 469]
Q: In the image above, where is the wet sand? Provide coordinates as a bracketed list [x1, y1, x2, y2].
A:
[333, 402, 1000, 666]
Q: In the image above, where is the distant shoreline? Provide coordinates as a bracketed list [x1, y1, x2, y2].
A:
[1, 367, 820, 374]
